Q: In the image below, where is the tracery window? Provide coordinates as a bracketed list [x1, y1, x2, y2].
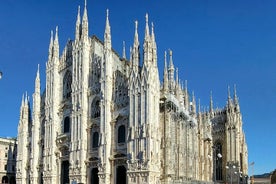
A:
[63, 117, 70, 133]
[114, 71, 128, 109]
[91, 99, 100, 118]
[89, 54, 101, 93]
[92, 132, 99, 148]
[63, 71, 72, 100]
[118, 125, 126, 143]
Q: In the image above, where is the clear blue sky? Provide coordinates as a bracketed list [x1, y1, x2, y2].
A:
[0, 0, 276, 175]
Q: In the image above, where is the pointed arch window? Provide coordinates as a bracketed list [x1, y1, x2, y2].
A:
[63, 117, 70, 133]
[215, 142, 223, 181]
[63, 71, 72, 100]
[92, 132, 99, 148]
[118, 125, 126, 143]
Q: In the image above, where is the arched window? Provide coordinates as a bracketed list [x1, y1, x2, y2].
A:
[118, 125, 126, 143]
[215, 142, 223, 181]
[92, 132, 99, 148]
[2, 176, 8, 184]
[91, 99, 100, 118]
[63, 71, 72, 100]
[64, 117, 70, 133]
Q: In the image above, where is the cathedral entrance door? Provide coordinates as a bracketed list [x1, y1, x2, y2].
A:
[116, 166, 126, 184]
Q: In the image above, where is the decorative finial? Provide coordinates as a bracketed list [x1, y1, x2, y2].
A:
[169, 49, 173, 56]
[185, 80, 188, 89]
[210, 91, 213, 112]
[135, 20, 138, 31]
[228, 85, 231, 98]
[145, 13, 148, 24]
[84, 0, 87, 7]
[55, 26, 59, 41]
[176, 68, 179, 83]
[168, 49, 174, 68]
[25, 91, 28, 104]
[122, 41, 126, 59]
[198, 98, 201, 112]
[164, 50, 167, 64]
[151, 22, 156, 47]
[151, 22, 155, 38]
[233, 84, 239, 105]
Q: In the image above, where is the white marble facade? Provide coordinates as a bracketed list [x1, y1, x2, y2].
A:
[16, 3, 248, 184]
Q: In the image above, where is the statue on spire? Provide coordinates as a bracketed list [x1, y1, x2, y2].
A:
[82, 0, 88, 39]
[104, 9, 112, 49]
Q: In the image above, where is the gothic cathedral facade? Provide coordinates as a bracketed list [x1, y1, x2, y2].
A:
[16, 3, 248, 184]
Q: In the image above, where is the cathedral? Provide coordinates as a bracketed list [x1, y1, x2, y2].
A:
[16, 2, 248, 184]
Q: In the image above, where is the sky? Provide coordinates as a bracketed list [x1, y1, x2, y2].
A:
[0, 0, 276, 176]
